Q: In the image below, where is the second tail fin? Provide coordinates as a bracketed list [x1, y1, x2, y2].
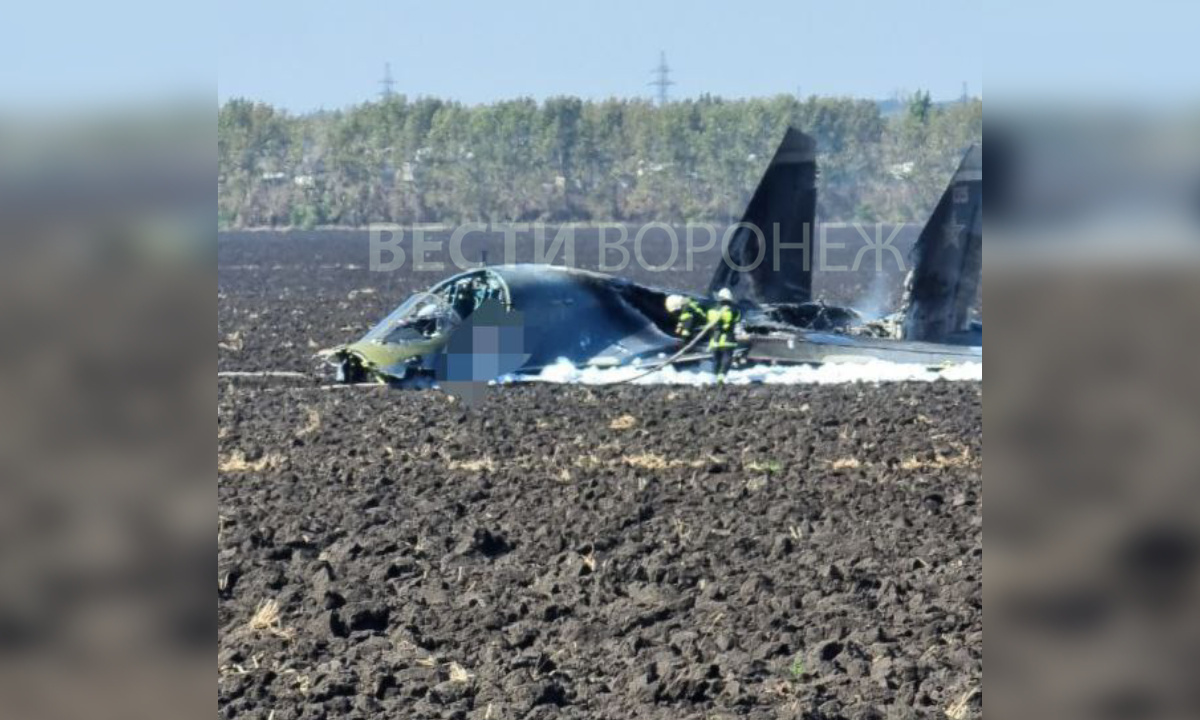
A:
[901, 145, 983, 344]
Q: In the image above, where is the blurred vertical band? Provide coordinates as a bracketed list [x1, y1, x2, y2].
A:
[987, 6, 1200, 716]
[0, 101, 212, 720]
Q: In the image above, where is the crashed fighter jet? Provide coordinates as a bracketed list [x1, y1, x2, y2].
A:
[326, 128, 982, 385]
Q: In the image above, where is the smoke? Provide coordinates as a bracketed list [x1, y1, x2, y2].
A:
[852, 271, 898, 322]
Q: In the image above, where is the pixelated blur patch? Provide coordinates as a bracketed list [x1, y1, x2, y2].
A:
[434, 299, 530, 404]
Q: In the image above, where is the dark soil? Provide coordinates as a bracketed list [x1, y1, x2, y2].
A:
[217, 230, 983, 720]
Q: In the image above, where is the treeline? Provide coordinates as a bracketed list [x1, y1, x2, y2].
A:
[218, 94, 981, 229]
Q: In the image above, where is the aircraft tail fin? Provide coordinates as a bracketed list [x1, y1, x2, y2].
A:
[707, 128, 818, 304]
[901, 144, 983, 344]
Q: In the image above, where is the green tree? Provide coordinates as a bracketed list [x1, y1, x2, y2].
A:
[217, 94, 982, 228]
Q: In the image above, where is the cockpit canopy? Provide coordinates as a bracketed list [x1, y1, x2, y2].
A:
[362, 270, 510, 346]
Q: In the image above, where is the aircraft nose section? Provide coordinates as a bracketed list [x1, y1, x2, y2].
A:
[335, 351, 371, 384]
[331, 340, 423, 384]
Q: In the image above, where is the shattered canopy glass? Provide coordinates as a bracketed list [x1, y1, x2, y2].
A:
[362, 292, 454, 344]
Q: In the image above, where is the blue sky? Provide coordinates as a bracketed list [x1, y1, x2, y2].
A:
[213, 0, 983, 110]
[2, 1, 1197, 112]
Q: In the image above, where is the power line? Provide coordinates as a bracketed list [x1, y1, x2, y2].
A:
[379, 62, 396, 101]
[649, 51, 674, 105]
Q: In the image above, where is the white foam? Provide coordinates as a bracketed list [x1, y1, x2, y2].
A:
[507, 358, 982, 386]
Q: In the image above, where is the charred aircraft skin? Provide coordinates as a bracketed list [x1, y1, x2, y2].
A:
[327, 128, 983, 384]
[328, 266, 683, 384]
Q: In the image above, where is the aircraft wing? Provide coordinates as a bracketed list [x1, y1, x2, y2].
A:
[747, 332, 981, 367]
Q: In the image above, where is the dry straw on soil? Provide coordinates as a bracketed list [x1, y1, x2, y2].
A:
[608, 414, 638, 430]
[219, 450, 287, 473]
[247, 599, 294, 640]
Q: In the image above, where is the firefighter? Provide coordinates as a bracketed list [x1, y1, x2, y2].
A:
[707, 288, 741, 383]
[665, 294, 709, 341]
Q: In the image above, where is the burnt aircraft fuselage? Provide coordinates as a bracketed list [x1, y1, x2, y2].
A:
[327, 263, 979, 385]
[329, 265, 683, 383]
[327, 126, 983, 385]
